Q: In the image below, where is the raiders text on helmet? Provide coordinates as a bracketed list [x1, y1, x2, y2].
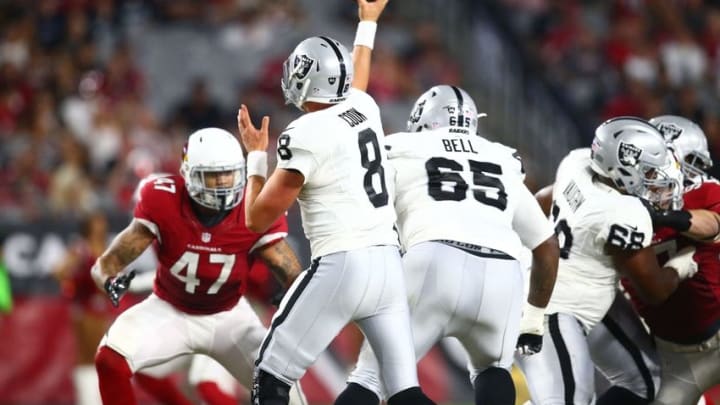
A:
[406, 85, 479, 134]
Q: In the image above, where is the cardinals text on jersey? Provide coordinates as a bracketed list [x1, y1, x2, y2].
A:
[134, 174, 287, 314]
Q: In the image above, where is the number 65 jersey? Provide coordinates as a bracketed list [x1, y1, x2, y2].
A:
[275, 89, 398, 259]
[385, 128, 553, 259]
[546, 148, 653, 331]
[133, 174, 288, 314]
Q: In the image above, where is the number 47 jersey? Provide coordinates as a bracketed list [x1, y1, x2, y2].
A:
[386, 128, 553, 259]
[276, 89, 399, 259]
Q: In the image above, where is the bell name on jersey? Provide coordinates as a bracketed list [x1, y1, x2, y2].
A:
[385, 127, 552, 259]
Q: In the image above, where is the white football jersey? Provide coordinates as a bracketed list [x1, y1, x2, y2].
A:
[546, 148, 653, 331]
[386, 128, 553, 259]
[276, 89, 398, 258]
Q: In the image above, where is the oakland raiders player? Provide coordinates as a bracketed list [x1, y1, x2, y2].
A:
[91, 128, 306, 405]
[237, 1, 436, 405]
[516, 117, 700, 405]
[331, 85, 559, 405]
[590, 115, 720, 405]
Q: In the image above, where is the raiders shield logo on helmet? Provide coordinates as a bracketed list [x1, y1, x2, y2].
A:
[293, 54, 315, 80]
[657, 122, 683, 141]
[328, 77, 336, 85]
[408, 100, 426, 126]
[618, 142, 642, 166]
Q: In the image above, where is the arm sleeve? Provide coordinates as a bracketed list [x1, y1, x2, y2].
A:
[275, 127, 320, 184]
[133, 180, 161, 238]
[249, 214, 289, 253]
[512, 183, 555, 250]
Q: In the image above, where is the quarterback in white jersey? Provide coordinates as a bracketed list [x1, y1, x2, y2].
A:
[334, 85, 559, 405]
[238, 2, 436, 405]
[516, 117, 699, 405]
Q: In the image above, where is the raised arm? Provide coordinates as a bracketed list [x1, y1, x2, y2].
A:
[253, 239, 303, 289]
[351, 0, 389, 92]
[238, 105, 303, 233]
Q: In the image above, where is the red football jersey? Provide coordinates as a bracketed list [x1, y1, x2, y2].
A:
[133, 175, 288, 314]
[624, 179, 720, 343]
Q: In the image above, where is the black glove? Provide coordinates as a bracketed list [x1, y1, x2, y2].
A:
[640, 198, 691, 232]
[516, 333, 543, 356]
[104, 270, 136, 307]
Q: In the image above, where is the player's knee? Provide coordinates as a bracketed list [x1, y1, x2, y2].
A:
[387, 386, 436, 405]
[334, 382, 380, 405]
[95, 346, 133, 380]
[474, 367, 515, 405]
[252, 369, 291, 405]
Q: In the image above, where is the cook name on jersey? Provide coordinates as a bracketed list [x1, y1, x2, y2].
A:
[134, 174, 287, 314]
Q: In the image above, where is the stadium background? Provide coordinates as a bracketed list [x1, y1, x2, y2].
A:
[1, 0, 720, 403]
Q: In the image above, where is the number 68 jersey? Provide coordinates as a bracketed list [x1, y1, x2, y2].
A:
[386, 128, 553, 259]
[275, 89, 399, 259]
[133, 174, 288, 314]
[546, 148, 653, 331]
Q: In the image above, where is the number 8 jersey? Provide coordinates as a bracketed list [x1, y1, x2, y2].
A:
[386, 127, 553, 259]
[276, 89, 398, 259]
[134, 174, 288, 314]
[546, 148, 653, 331]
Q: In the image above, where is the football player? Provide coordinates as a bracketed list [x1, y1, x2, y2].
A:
[590, 115, 720, 405]
[331, 84, 559, 405]
[515, 117, 700, 405]
[237, 1, 436, 404]
[90, 128, 306, 405]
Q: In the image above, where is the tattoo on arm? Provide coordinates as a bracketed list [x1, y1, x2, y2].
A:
[256, 239, 302, 288]
[100, 220, 155, 277]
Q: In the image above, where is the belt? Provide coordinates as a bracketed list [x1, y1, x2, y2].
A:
[435, 240, 514, 260]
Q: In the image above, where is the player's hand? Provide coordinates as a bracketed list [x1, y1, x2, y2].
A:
[357, 0, 389, 22]
[516, 333, 543, 356]
[666, 246, 698, 280]
[104, 270, 136, 307]
[516, 303, 546, 356]
[238, 104, 270, 152]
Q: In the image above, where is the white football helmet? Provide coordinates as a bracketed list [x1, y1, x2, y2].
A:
[650, 115, 712, 183]
[180, 128, 245, 211]
[281, 36, 353, 110]
[407, 85, 479, 134]
[590, 116, 684, 209]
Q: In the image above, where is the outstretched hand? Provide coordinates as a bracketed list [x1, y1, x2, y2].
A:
[237, 104, 270, 153]
[357, 0, 389, 22]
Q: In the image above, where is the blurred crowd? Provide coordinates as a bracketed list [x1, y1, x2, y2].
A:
[501, 0, 720, 178]
[0, 0, 461, 224]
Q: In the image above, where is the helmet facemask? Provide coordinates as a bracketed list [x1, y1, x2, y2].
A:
[623, 155, 684, 210]
[281, 54, 315, 110]
[680, 152, 712, 186]
[183, 164, 245, 211]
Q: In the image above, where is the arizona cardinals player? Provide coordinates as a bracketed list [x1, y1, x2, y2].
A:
[90, 127, 306, 405]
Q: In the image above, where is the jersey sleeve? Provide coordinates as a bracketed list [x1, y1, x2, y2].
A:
[275, 123, 321, 184]
[596, 196, 653, 250]
[701, 181, 720, 213]
[133, 178, 164, 238]
[512, 182, 554, 250]
[249, 214, 289, 253]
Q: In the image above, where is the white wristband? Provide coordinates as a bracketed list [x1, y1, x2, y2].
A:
[354, 21, 377, 50]
[246, 151, 268, 179]
[519, 303, 547, 335]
